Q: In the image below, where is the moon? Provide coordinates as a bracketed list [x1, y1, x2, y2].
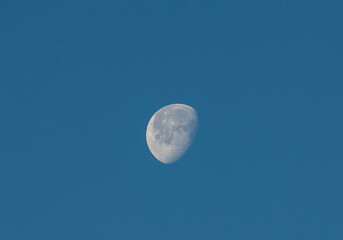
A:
[146, 104, 198, 164]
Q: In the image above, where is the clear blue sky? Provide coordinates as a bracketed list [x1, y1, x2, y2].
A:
[1, 0, 342, 239]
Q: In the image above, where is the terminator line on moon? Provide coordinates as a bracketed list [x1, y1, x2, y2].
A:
[146, 104, 198, 164]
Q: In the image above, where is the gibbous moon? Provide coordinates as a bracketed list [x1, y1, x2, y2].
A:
[146, 104, 198, 164]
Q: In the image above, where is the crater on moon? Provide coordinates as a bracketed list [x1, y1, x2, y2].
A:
[146, 104, 198, 164]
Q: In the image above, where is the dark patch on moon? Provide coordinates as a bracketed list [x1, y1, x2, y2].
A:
[153, 106, 197, 145]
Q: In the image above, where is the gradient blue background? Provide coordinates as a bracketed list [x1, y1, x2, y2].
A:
[1, 0, 342, 239]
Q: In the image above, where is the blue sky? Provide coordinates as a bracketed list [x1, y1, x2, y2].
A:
[1, 0, 342, 239]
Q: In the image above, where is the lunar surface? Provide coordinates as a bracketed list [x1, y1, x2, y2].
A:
[146, 104, 198, 164]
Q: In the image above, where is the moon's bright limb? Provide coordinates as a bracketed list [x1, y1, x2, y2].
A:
[146, 104, 198, 164]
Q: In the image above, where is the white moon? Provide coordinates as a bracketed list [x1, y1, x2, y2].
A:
[146, 104, 198, 164]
